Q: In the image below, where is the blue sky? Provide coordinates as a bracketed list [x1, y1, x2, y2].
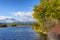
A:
[0, 0, 39, 22]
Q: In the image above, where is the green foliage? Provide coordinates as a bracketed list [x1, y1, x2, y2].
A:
[32, 22, 48, 34]
[32, 0, 60, 34]
[33, 0, 60, 22]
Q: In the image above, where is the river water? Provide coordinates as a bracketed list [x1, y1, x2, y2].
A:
[0, 26, 40, 40]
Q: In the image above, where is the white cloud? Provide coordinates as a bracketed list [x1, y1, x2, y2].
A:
[14, 12, 33, 17]
[14, 11, 36, 22]
[0, 16, 11, 20]
[0, 11, 36, 22]
[0, 16, 14, 23]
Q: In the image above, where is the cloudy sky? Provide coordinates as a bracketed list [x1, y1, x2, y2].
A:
[0, 0, 39, 22]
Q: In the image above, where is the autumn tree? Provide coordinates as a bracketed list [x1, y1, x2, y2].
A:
[32, 0, 60, 40]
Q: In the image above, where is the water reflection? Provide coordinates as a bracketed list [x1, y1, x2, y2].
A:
[0, 26, 40, 40]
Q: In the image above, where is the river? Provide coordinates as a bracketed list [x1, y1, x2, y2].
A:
[0, 26, 40, 40]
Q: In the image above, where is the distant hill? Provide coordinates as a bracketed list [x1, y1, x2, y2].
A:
[0, 18, 36, 24]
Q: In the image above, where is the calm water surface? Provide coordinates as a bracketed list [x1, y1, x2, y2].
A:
[0, 26, 40, 40]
